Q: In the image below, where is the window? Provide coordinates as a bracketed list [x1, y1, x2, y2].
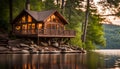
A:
[22, 24, 27, 29]
[51, 24, 57, 29]
[22, 16, 26, 23]
[28, 15, 32, 22]
[32, 24, 35, 29]
[22, 24, 27, 34]
[46, 24, 51, 29]
[46, 24, 57, 29]
[28, 24, 35, 29]
[15, 26, 21, 30]
[37, 23, 42, 29]
[47, 18, 50, 22]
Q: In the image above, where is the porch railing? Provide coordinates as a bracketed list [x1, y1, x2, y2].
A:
[15, 29, 76, 37]
[38, 29, 76, 36]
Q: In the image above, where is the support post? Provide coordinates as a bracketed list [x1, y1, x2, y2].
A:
[37, 29, 39, 45]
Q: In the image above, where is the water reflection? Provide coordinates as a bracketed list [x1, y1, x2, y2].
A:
[95, 49, 120, 69]
[0, 51, 117, 69]
[0, 54, 89, 69]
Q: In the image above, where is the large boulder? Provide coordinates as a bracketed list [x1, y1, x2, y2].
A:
[52, 41, 59, 47]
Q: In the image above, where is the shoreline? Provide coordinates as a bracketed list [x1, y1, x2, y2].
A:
[0, 49, 85, 54]
[0, 50, 84, 54]
[0, 37, 86, 54]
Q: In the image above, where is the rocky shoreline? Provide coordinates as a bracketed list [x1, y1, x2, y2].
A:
[0, 38, 86, 54]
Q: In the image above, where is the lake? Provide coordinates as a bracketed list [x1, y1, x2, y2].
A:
[0, 49, 120, 69]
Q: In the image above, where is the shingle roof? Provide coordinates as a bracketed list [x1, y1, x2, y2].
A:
[25, 10, 55, 21]
[13, 9, 68, 24]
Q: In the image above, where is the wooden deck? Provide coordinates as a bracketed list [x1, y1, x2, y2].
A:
[15, 29, 76, 38]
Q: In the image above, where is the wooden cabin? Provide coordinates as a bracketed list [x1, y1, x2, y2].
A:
[12, 10, 75, 37]
[12, 10, 75, 45]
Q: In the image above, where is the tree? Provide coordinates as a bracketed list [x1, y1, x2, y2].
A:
[81, 0, 90, 43]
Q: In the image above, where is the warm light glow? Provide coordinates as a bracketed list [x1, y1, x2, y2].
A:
[31, 24, 35, 34]
[47, 18, 50, 22]
[22, 16, 26, 23]
[22, 24, 27, 29]
[32, 24, 35, 29]
[28, 24, 31, 29]
[38, 23, 42, 29]
[28, 15, 32, 22]
[15, 26, 20, 30]
[46, 15, 61, 23]
[51, 15, 57, 22]
[51, 15, 56, 19]
[22, 24, 27, 34]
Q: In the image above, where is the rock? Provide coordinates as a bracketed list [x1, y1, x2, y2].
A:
[0, 46, 9, 51]
[41, 42, 48, 46]
[69, 48, 73, 51]
[44, 47, 49, 51]
[20, 43, 29, 47]
[60, 47, 66, 51]
[8, 39, 21, 46]
[21, 50, 29, 53]
[16, 44, 20, 48]
[52, 42, 59, 47]
[23, 47, 29, 50]
[11, 47, 21, 51]
[29, 46, 34, 50]
[30, 44, 37, 47]
[31, 41, 34, 44]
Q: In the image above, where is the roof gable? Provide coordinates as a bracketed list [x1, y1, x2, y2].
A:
[12, 9, 68, 24]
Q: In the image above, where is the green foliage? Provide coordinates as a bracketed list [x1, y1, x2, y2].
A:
[30, 0, 44, 11]
[84, 14, 106, 50]
[102, 24, 120, 49]
[43, 0, 57, 10]
[0, 20, 11, 33]
[62, 1, 85, 47]
[0, 0, 11, 32]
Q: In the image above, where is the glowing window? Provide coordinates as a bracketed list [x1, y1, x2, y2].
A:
[51, 15, 56, 21]
[22, 24, 27, 29]
[22, 16, 26, 23]
[47, 18, 50, 22]
[37, 24, 42, 29]
[28, 24, 31, 29]
[32, 24, 35, 29]
[15, 26, 20, 30]
[28, 15, 32, 22]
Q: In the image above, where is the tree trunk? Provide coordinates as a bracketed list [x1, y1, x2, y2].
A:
[9, 0, 13, 32]
[61, 0, 64, 14]
[81, 0, 90, 43]
[9, 0, 13, 24]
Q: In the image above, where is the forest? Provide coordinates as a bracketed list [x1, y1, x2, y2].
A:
[0, 0, 120, 50]
[100, 24, 120, 49]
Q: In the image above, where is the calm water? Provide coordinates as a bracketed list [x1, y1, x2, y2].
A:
[0, 50, 120, 69]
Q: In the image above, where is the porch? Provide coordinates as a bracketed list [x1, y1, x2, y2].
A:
[15, 29, 76, 38]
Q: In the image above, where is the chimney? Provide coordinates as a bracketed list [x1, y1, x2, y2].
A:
[26, 0, 30, 10]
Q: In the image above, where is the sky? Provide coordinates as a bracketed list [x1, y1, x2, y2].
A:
[93, 0, 120, 25]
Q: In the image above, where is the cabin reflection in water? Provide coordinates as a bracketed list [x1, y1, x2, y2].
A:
[0, 54, 87, 69]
